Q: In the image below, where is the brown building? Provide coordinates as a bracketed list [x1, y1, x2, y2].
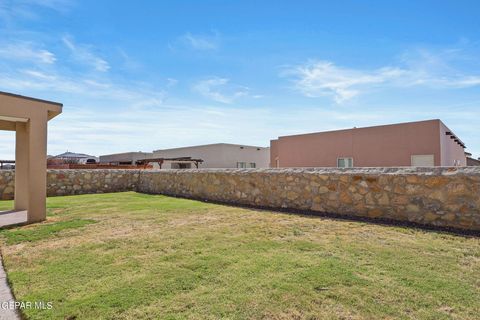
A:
[270, 119, 466, 168]
[467, 157, 480, 166]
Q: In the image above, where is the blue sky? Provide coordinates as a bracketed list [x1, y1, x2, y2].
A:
[1, 0, 480, 159]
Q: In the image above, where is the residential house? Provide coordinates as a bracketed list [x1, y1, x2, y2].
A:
[153, 143, 270, 169]
[99, 152, 153, 165]
[51, 152, 98, 164]
[270, 119, 466, 168]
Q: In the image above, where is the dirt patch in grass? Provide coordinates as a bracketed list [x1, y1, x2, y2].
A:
[0, 192, 479, 320]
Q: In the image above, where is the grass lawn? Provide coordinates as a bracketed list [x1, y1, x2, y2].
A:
[0, 192, 479, 320]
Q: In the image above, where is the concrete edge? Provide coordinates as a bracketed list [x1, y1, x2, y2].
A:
[0, 251, 21, 319]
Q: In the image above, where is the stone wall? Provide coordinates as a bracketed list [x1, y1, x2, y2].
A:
[138, 167, 480, 231]
[0, 167, 479, 231]
[0, 171, 14, 200]
[0, 170, 139, 199]
[46, 170, 140, 196]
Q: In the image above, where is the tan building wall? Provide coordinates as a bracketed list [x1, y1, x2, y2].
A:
[99, 152, 153, 165]
[153, 143, 270, 169]
[271, 120, 466, 168]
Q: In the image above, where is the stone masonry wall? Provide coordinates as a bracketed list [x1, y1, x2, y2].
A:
[138, 167, 480, 231]
[0, 167, 479, 231]
[46, 170, 140, 196]
[0, 171, 14, 200]
[0, 170, 139, 199]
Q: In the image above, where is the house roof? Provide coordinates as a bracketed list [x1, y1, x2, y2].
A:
[0, 91, 62, 106]
[275, 119, 443, 139]
[0, 91, 63, 127]
[153, 143, 269, 153]
[54, 152, 96, 159]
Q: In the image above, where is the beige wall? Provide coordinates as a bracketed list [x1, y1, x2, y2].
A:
[153, 143, 270, 168]
[271, 120, 466, 168]
[99, 152, 153, 164]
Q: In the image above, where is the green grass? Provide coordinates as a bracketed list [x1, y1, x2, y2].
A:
[0, 192, 479, 319]
[0, 199, 12, 211]
[1, 219, 96, 244]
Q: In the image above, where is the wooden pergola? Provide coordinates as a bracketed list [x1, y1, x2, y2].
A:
[136, 157, 204, 169]
[0, 91, 62, 224]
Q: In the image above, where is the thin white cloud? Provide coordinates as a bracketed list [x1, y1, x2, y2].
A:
[25, 0, 75, 13]
[177, 31, 219, 50]
[396, 48, 480, 88]
[62, 35, 110, 72]
[0, 66, 166, 108]
[285, 49, 480, 103]
[0, 42, 56, 64]
[449, 77, 480, 87]
[0, 37, 165, 106]
[117, 48, 142, 71]
[82, 79, 110, 89]
[192, 77, 249, 104]
[0, 0, 74, 23]
[166, 78, 178, 88]
[21, 69, 56, 80]
[284, 61, 404, 103]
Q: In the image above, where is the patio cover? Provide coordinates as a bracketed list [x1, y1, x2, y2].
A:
[0, 91, 62, 223]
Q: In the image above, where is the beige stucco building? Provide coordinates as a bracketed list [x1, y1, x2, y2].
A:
[99, 152, 153, 165]
[153, 143, 270, 169]
[0, 91, 62, 224]
[271, 119, 466, 168]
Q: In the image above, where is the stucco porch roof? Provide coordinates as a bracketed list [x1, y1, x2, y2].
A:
[0, 91, 62, 131]
[0, 91, 63, 224]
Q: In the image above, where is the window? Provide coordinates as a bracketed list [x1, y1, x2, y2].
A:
[411, 155, 434, 167]
[337, 157, 353, 168]
[171, 162, 191, 169]
[237, 162, 255, 168]
[237, 162, 247, 168]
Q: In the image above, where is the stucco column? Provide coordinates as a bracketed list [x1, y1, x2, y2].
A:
[14, 122, 28, 211]
[26, 113, 48, 223]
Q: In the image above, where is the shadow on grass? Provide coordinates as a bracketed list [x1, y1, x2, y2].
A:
[1, 218, 97, 244]
[145, 192, 480, 238]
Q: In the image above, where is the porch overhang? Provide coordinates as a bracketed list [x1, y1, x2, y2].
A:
[0, 91, 62, 224]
